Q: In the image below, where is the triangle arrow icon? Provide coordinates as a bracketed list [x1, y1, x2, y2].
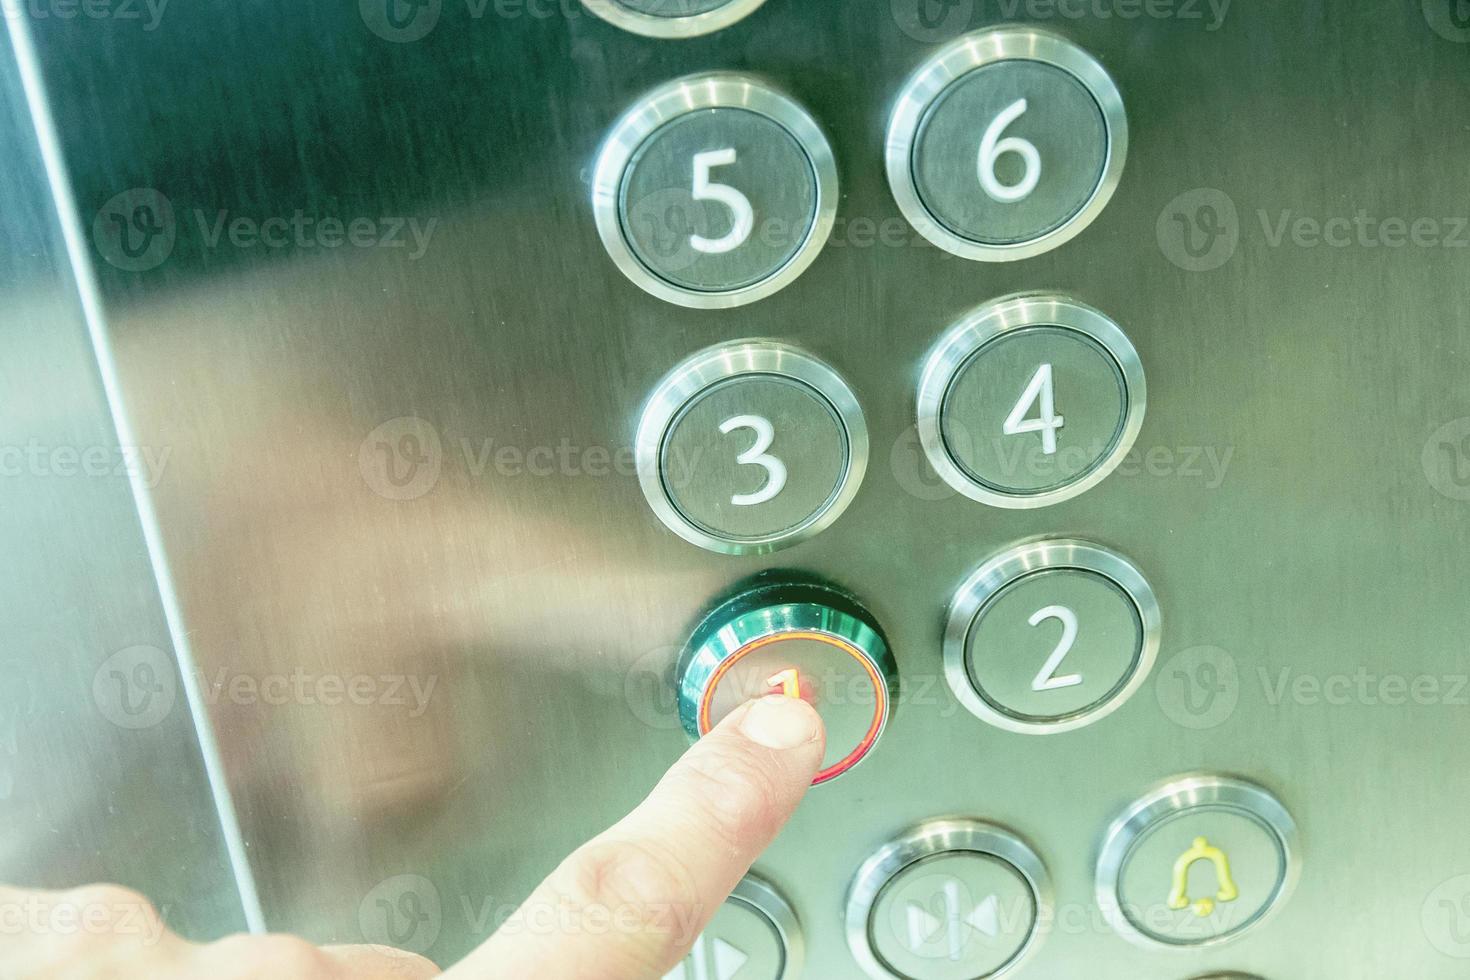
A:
[906, 901, 943, 948]
[967, 894, 999, 938]
[713, 937, 748, 980]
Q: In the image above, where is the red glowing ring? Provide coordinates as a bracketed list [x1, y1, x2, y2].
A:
[698, 630, 888, 785]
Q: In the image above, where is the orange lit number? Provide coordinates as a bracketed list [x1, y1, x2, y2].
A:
[765, 668, 801, 700]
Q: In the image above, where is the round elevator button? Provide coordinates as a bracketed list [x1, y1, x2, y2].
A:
[637, 341, 867, 554]
[581, 0, 769, 39]
[664, 876, 802, 980]
[677, 583, 896, 785]
[847, 820, 1050, 980]
[917, 294, 1145, 508]
[593, 73, 837, 308]
[944, 539, 1161, 735]
[1097, 776, 1300, 948]
[887, 27, 1127, 261]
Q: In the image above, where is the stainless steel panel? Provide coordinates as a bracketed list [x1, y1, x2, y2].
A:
[20, 1, 1470, 975]
[0, 17, 247, 941]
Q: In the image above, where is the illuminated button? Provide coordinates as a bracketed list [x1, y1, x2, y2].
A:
[1097, 776, 1300, 948]
[636, 341, 867, 555]
[917, 294, 1145, 508]
[580, 0, 768, 39]
[945, 539, 1160, 735]
[664, 876, 802, 980]
[592, 73, 837, 308]
[677, 583, 896, 785]
[846, 820, 1050, 980]
[887, 27, 1127, 261]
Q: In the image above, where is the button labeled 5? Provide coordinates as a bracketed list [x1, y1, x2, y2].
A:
[593, 73, 838, 308]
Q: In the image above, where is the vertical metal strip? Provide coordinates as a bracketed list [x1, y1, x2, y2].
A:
[3, 13, 267, 934]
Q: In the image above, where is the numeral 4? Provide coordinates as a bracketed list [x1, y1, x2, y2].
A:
[1003, 363, 1064, 455]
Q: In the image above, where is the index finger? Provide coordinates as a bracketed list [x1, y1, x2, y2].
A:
[447, 694, 824, 979]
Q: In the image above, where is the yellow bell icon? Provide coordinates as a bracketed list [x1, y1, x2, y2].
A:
[1167, 836, 1239, 917]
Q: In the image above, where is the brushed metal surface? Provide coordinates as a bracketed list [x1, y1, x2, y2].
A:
[17, 0, 1470, 976]
[0, 19, 247, 941]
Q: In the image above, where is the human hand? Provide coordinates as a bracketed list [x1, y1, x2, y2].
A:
[2, 693, 825, 979]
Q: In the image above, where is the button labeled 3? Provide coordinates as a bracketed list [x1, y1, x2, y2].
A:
[847, 820, 1051, 979]
[1097, 775, 1300, 948]
[944, 539, 1161, 734]
[917, 294, 1145, 508]
[665, 876, 803, 980]
[887, 28, 1127, 261]
[677, 583, 896, 785]
[593, 74, 837, 307]
[637, 342, 867, 554]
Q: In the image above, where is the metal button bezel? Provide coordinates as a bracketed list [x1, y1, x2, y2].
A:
[579, 0, 769, 39]
[636, 340, 867, 554]
[916, 293, 1145, 509]
[1095, 774, 1301, 949]
[944, 538, 1161, 735]
[886, 27, 1128, 261]
[845, 819, 1052, 980]
[592, 73, 838, 308]
[727, 874, 805, 980]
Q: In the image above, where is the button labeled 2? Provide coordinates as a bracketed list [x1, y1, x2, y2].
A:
[917, 294, 1145, 508]
[944, 539, 1161, 734]
[593, 73, 838, 308]
[887, 27, 1127, 261]
[637, 341, 867, 554]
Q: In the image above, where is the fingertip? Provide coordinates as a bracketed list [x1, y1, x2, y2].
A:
[734, 694, 824, 751]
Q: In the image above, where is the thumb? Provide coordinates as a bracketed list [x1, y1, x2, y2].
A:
[446, 694, 824, 979]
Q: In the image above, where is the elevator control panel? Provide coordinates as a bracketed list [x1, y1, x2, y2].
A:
[590, 19, 1304, 980]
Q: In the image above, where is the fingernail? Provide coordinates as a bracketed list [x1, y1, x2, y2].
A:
[739, 695, 820, 750]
